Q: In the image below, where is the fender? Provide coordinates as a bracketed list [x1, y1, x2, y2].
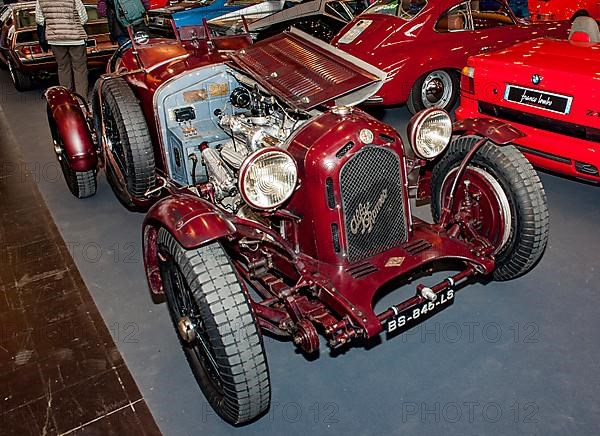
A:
[416, 118, 525, 202]
[45, 86, 97, 172]
[452, 117, 525, 145]
[142, 194, 236, 297]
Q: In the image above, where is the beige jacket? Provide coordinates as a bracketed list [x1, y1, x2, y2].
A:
[35, 0, 88, 46]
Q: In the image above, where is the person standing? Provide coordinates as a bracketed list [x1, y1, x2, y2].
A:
[97, 0, 150, 47]
[35, 0, 89, 97]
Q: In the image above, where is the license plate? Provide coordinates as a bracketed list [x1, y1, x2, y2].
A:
[337, 19, 372, 44]
[386, 289, 455, 334]
[504, 84, 572, 115]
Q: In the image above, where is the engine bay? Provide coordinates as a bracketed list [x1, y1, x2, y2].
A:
[156, 63, 312, 212]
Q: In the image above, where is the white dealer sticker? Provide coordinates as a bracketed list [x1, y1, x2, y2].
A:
[338, 20, 372, 44]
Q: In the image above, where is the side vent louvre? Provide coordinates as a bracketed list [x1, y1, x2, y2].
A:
[336, 141, 354, 159]
[379, 133, 395, 143]
[331, 223, 341, 252]
[402, 239, 432, 255]
[326, 178, 336, 209]
[346, 262, 378, 279]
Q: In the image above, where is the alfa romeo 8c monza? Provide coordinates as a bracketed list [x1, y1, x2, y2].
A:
[129, 29, 550, 424]
[457, 16, 600, 182]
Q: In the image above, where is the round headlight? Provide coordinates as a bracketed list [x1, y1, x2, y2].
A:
[407, 108, 452, 160]
[239, 148, 298, 210]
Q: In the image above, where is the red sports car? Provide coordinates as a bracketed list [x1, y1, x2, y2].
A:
[456, 16, 600, 182]
[529, 0, 600, 21]
[331, 0, 569, 113]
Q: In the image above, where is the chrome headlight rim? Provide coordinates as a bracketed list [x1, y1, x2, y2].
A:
[239, 147, 298, 211]
[408, 108, 452, 160]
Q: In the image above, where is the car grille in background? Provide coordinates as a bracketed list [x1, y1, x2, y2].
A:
[340, 146, 407, 263]
[479, 102, 600, 142]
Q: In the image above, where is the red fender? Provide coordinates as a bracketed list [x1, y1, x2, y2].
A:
[416, 118, 525, 202]
[452, 117, 525, 145]
[142, 194, 236, 297]
[45, 86, 97, 172]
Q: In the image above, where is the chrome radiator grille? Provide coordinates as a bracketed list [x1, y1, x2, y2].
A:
[340, 146, 407, 263]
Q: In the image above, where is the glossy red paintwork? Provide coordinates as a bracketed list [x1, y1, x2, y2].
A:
[143, 107, 503, 342]
[45, 87, 98, 172]
[229, 32, 382, 110]
[150, 0, 171, 8]
[529, 0, 600, 21]
[331, 0, 569, 106]
[456, 37, 600, 182]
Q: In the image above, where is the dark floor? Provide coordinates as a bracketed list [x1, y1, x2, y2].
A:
[0, 101, 161, 435]
[1, 73, 600, 436]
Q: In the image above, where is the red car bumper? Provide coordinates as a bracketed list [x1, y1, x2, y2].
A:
[16, 51, 114, 74]
[457, 93, 600, 183]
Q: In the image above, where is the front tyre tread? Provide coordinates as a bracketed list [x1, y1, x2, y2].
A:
[158, 229, 270, 425]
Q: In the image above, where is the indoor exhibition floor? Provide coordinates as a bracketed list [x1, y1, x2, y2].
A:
[1, 73, 599, 435]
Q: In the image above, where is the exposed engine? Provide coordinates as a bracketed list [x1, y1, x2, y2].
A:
[206, 84, 306, 210]
[155, 64, 310, 215]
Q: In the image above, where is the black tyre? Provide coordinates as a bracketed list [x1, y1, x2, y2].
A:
[407, 69, 459, 114]
[8, 59, 33, 91]
[47, 107, 97, 199]
[158, 229, 271, 425]
[99, 77, 155, 208]
[431, 136, 549, 281]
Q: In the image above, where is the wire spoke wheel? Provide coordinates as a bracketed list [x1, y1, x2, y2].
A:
[96, 77, 155, 209]
[158, 229, 271, 424]
[431, 136, 549, 280]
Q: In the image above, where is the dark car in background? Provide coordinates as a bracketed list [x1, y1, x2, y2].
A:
[0, 1, 117, 91]
[247, 0, 368, 41]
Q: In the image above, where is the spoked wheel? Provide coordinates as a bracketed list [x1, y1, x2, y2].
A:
[157, 229, 271, 425]
[431, 136, 549, 280]
[97, 77, 155, 209]
[407, 70, 459, 114]
[47, 107, 97, 198]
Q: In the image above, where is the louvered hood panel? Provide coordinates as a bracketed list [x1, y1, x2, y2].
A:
[228, 28, 386, 110]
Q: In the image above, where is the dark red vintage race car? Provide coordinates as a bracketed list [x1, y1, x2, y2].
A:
[456, 16, 600, 182]
[0, 2, 117, 91]
[46, 18, 549, 426]
[140, 32, 549, 423]
[331, 0, 569, 113]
